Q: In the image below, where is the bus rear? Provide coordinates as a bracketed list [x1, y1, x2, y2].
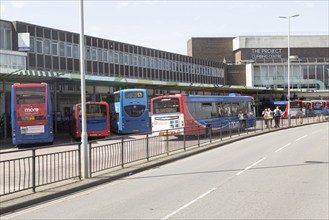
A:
[72, 102, 110, 138]
[150, 95, 185, 135]
[289, 100, 303, 117]
[312, 100, 325, 115]
[11, 83, 53, 145]
[110, 89, 149, 134]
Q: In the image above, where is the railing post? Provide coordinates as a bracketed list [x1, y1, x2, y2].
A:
[183, 127, 186, 151]
[229, 119, 232, 138]
[209, 125, 212, 144]
[166, 130, 169, 156]
[89, 142, 92, 176]
[32, 148, 36, 193]
[238, 122, 241, 136]
[220, 123, 223, 141]
[78, 143, 81, 180]
[121, 136, 124, 168]
[146, 133, 149, 161]
[247, 120, 249, 135]
[198, 126, 200, 147]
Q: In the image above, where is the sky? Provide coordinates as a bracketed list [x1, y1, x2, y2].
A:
[0, 0, 328, 55]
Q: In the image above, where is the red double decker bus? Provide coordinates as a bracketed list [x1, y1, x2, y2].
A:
[10, 83, 53, 145]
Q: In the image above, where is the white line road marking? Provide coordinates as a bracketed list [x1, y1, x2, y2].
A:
[236, 157, 266, 176]
[161, 187, 217, 220]
[1, 180, 125, 219]
[275, 143, 291, 153]
[295, 135, 308, 142]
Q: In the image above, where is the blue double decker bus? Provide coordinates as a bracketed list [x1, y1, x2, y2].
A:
[10, 83, 53, 145]
[109, 89, 150, 134]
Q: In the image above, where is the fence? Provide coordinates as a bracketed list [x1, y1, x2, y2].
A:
[1, 115, 328, 196]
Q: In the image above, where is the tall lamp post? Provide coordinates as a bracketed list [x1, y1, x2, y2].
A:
[279, 14, 299, 127]
[80, 0, 89, 178]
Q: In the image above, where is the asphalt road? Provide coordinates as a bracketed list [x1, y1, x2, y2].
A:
[2, 122, 328, 220]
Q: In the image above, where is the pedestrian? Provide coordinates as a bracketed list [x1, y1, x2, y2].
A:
[267, 108, 273, 129]
[238, 111, 246, 129]
[262, 108, 269, 129]
[273, 106, 282, 128]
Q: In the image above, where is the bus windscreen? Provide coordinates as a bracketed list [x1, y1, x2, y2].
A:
[153, 98, 180, 114]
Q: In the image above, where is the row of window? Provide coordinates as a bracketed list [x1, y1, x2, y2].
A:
[0, 53, 26, 70]
[186, 102, 253, 120]
[254, 64, 329, 89]
[29, 36, 224, 77]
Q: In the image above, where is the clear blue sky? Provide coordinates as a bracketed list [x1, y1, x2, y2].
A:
[1, 0, 328, 55]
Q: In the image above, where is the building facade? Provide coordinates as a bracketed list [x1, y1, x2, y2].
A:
[188, 36, 329, 91]
[1, 19, 227, 137]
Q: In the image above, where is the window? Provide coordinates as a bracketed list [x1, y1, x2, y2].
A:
[103, 50, 108, 62]
[43, 39, 50, 55]
[0, 28, 12, 50]
[231, 103, 239, 116]
[153, 98, 180, 114]
[36, 38, 43, 54]
[73, 44, 79, 59]
[133, 55, 138, 66]
[217, 102, 231, 117]
[92, 48, 97, 61]
[108, 50, 113, 63]
[85, 47, 91, 60]
[59, 42, 65, 56]
[113, 52, 119, 64]
[97, 48, 102, 62]
[66, 43, 72, 58]
[123, 53, 129, 65]
[29, 37, 35, 53]
[52, 41, 58, 56]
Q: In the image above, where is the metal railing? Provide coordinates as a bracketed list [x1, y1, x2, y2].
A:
[0, 145, 81, 196]
[1, 115, 328, 196]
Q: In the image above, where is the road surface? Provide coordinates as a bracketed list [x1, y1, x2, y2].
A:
[2, 122, 328, 219]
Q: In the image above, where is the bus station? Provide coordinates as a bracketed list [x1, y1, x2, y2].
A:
[0, 19, 329, 142]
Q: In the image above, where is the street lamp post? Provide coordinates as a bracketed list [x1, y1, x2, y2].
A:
[80, 0, 90, 178]
[279, 14, 299, 127]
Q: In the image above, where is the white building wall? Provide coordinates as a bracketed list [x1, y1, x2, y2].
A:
[245, 64, 253, 87]
[233, 36, 329, 51]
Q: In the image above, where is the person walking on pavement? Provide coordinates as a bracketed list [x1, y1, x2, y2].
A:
[262, 108, 269, 129]
[274, 106, 282, 128]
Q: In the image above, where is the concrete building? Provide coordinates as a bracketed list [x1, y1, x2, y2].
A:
[188, 36, 329, 91]
[0, 20, 226, 121]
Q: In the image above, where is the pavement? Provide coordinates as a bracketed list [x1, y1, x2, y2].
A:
[1, 121, 328, 216]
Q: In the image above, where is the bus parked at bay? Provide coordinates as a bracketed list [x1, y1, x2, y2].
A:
[10, 83, 53, 145]
[311, 100, 329, 116]
[269, 100, 303, 118]
[302, 100, 313, 117]
[150, 93, 256, 136]
[109, 89, 150, 134]
[70, 101, 110, 139]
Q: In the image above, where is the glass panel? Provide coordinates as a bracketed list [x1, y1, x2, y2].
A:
[52, 41, 58, 56]
[36, 38, 43, 54]
[153, 98, 180, 114]
[59, 42, 65, 56]
[66, 43, 72, 58]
